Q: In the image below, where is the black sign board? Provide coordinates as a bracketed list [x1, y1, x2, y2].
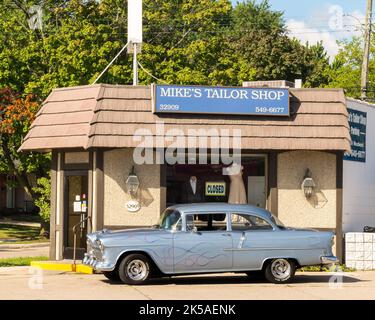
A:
[344, 108, 367, 162]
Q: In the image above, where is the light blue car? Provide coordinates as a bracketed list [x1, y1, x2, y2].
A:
[83, 203, 337, 284]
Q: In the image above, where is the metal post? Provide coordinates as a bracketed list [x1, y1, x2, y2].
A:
[361, 0, 373, 100]
[73, 232, 77, 271]
[133, 42, 138, 86]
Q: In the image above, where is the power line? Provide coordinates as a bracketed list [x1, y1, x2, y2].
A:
[137, 61, 169, 84]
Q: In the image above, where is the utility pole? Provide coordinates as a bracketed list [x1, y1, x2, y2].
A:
[133, 43, 138, 86]
[361, 0, 373, 100]
[128, 0, 142, 86]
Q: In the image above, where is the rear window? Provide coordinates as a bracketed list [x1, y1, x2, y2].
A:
[186, 213, 227, 232]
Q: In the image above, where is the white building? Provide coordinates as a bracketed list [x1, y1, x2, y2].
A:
[343, 98, 375, 233]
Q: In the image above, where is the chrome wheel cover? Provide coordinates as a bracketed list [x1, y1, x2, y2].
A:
[270, 259, 291, 281]
[126, 259, 148, 281]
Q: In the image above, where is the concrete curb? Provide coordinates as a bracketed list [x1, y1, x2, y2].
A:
[0, 242, 50, 249]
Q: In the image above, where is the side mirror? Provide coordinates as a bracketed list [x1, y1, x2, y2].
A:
[191, 226, 198, 233]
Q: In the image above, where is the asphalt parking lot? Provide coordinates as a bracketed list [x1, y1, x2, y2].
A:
[1, 267, 375, 300]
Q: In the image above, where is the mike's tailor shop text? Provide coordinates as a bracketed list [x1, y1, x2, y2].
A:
[159, 86, 286, 101]
[154, 85, 290, 116]
[138, 304, 236, 318]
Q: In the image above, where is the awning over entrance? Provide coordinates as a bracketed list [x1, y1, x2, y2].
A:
[19, 84, 350, 152]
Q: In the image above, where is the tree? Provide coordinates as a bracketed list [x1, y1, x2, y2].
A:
[0, 0, 333, 218]
[326, 35, 375, 100]
[33, 174, 51, 233]
[0, 0, 331, 97]
[0, 88, 50, 201]
[225, 1, 331, 86]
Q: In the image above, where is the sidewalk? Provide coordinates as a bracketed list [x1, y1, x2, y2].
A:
[0, 268, 374, 300]
[0, 242, 49, 259]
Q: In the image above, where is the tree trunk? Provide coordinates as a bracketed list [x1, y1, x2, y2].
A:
[1, 141, 38, 201]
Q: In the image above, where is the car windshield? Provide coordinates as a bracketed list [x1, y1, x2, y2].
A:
[270, 214, 286, 229]
[158, 209, 181, 230]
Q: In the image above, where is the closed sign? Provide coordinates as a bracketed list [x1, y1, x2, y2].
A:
[205, 182, 226, 196]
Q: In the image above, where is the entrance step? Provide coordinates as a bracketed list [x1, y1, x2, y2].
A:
[30, 260, 93, 274]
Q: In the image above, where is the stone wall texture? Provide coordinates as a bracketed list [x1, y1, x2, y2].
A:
[103, 148, 162, 226]
[278, 151, 336, 229]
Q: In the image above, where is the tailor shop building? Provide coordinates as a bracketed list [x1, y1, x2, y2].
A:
[20, 80, 350, 261]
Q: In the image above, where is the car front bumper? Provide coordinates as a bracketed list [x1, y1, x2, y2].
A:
[320, 255, 339, 265]
[83, 253, 115, 272]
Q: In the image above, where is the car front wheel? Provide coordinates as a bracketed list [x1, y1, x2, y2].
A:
[102, 270, 120, 282]
[118, 253, 151, 285]
[264, 258, 295, 284]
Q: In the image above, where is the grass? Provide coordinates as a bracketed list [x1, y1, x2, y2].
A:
[0, 223, 42, 242]
[0, 256, 49, 267]
[0, 214, 41, 223]
[299, 264, 356, 272]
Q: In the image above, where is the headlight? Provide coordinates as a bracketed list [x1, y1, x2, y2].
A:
[95, 239, 105, 252]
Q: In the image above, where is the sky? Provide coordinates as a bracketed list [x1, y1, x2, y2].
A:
[233, 1, 368, 60]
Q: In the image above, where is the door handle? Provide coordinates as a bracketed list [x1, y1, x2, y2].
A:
[238, 232, 246, 249]
[221, 233, 232, 237]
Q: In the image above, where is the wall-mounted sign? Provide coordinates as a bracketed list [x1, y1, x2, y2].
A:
[205, 182, 226, 196]
[344, 108, 367, 163]
[126, 200, 141, 212]
[152, 84, 289, 116]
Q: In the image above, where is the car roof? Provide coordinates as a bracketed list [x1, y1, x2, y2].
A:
[167, 203, 272, 219]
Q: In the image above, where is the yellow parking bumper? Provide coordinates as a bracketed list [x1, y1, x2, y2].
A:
[30, 261, 93, 274]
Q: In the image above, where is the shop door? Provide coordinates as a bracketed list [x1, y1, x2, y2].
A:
[63, 171, 88, 259]
[247, 176, 266, 208]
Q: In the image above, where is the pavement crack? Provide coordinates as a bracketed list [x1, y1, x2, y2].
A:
[130, 285, 153, 300]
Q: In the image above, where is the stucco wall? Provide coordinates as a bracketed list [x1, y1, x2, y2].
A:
[103, 148, 162, 226]
[278, 151, 336, 229]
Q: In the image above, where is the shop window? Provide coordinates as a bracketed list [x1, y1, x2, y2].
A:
[231, 213, 273, 231]
[186, 213, 227, 232]
[166, 156, 266, 208]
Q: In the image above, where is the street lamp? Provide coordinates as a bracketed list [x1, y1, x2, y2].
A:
[301, 168, 316, 198]
[126, 166, 140, 196]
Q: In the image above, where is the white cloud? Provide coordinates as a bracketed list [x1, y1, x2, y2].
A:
[286, 5, 364, 61]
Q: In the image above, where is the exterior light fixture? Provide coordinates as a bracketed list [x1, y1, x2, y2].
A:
[301, 168, 315, 198]
[126, 166, 140, 196]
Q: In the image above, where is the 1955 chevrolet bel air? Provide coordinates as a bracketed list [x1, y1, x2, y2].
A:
[83, 203, 338, 284]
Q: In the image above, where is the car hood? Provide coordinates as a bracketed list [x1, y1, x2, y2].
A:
[87, 227, 171, 245]
[285, 227, 319, 232]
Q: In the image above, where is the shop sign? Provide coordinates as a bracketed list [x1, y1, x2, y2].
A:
[153, 84, 289, 116]
[205, 182, 226, 196]
[344, 108, 366, 163]
[126, 200, 141, 212]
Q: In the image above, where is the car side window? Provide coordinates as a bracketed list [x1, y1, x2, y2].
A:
[186, 213, 227, 232]
[231, 213, 273, 231]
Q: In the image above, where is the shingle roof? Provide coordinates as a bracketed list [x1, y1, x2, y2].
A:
[19, 84, 351, 152]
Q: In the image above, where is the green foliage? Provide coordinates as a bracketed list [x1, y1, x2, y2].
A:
[0, 0, 334, 211]
[33, 174, 51, 224]
[326, 35, 375, 100]
[299, 264, 356, 272]
[0, 0, 331, 99]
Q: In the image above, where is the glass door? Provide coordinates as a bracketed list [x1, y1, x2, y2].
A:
[63, 171, 88, 259]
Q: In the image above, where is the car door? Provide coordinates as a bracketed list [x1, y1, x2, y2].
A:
[229, 212, 276, 270]
[173, 212, 233, 273]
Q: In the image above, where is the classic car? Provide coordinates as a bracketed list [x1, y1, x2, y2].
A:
[83, 203, 338, 284]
